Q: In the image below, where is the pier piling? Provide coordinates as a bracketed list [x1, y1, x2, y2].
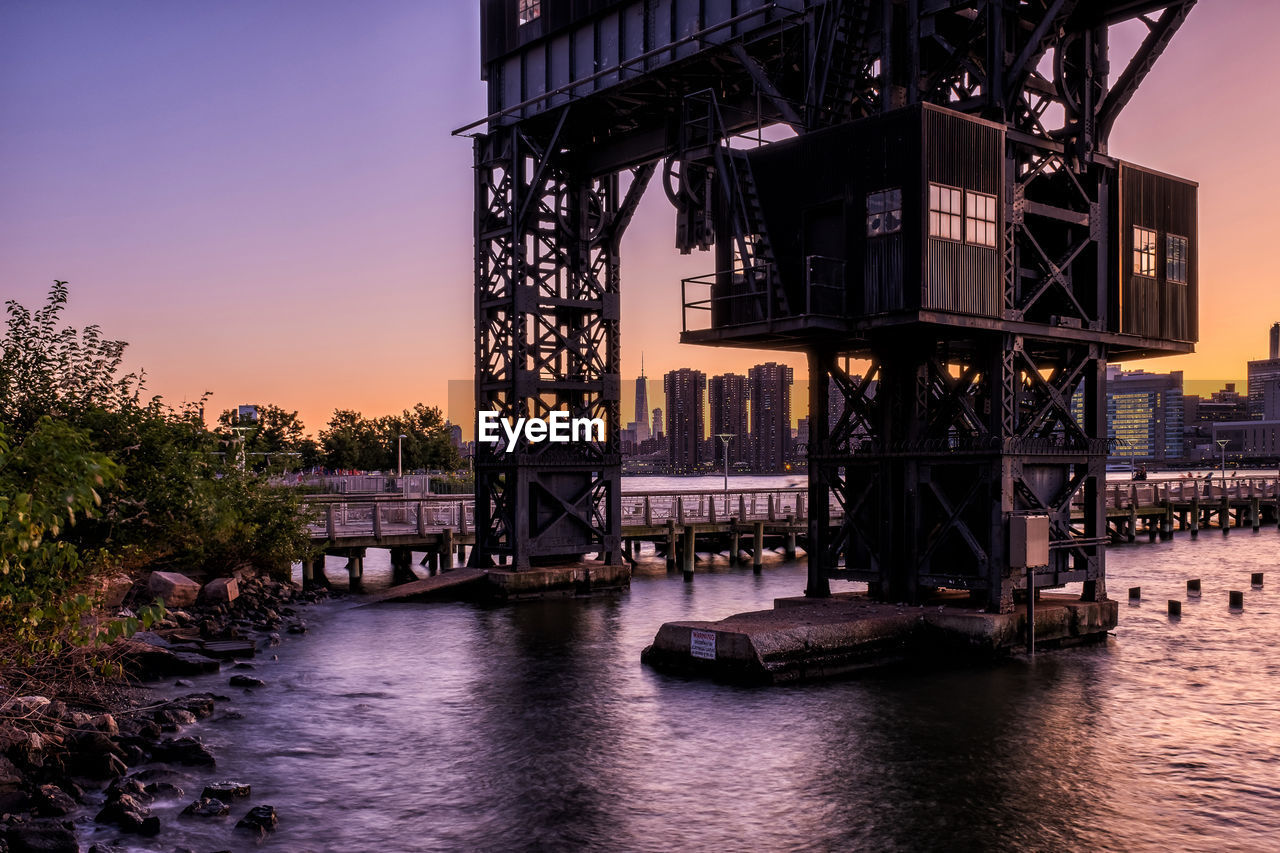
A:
[1187, 578, 1201, 597]
[1129, 586, 1141, 602]
[753, 521, 765, 573]
[1168, 600, 1181, 617]
[682, 525, 695, 581]
[1252, 572, 1264, 587]
[1229, 590, 1244, 610]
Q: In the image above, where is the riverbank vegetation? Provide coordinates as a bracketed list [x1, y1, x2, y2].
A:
[0, 282, 314, 662]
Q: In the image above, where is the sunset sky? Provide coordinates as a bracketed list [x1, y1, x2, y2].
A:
[3, 1, 1278, 439]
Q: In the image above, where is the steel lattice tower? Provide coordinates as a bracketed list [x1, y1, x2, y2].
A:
[463, 0, 1198, 611]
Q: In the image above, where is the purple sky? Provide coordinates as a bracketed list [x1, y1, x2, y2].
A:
[4, 1, 1279, 438]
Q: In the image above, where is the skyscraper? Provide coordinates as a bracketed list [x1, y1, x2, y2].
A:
[664, 369, 706, 473]
[748, 362, 793, 472]
[1105, 367, 1184, 463]
[1248, 323, 1280, 420]
[652, 407, 663, 442]
[708, 373, 750, 467]
[633, 354, 650, 443]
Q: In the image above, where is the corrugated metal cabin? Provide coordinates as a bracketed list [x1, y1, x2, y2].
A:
[1113, 162, 1198, 343]
[747, 103, 1005, 323]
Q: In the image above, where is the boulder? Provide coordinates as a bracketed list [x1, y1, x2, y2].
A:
[148, 571, 201, 607]
[114, 637, 220, 679]
[0, 754, 26, 791]
[100, 573, 135, 607]
[143, 781, 184, 799]
[5, 822, 80, 852]
[236, 804, 278, 838]
[229, 675, 265, 688]
[202, 577, 239, 603]
[182, 795, 230, 817]
[202, 781, 250, 801]
[96, 791, 160, 834]
[33, 784, 76, 816]
[150, 736, 216, 767]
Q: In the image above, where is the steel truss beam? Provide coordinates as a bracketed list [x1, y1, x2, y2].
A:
[471, 121, 652, 568]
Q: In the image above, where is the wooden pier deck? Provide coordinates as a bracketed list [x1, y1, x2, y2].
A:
[300, 477, 1280, 591]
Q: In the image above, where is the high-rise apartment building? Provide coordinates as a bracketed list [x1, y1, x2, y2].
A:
[748, 362, 793, 472]
[664, 370, 706, 472]
[1105, 367, 1184, 463]
[708, 373, 750, 467]
[1247, 323, 1280, 420]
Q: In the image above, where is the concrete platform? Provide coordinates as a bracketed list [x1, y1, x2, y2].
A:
[361, 568, 488, 604]
[364, 563, 631, 604]
[641, 593, 1117, 684]
[483, 562, 630, 600]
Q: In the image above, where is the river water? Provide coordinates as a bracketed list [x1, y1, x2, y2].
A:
[85, 496, 1280, 852]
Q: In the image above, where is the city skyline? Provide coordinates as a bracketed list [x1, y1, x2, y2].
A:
[4, 2, 1280, 437]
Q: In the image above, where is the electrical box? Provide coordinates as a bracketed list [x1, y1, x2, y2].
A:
[1009, 515, 1050, 569]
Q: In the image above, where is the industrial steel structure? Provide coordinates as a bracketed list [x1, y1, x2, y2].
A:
[462, 0, 1199, 611]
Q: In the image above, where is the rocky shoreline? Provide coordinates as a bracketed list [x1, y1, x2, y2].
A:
[1, 570, 328, 852]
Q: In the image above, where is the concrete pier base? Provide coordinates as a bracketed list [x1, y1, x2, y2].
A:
[483, 562, 631, 601]
[641, 593, 1118, 684]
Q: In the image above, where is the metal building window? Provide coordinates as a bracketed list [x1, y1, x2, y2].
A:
[964, 191, 997, 247]
[1167, 233, 1189, 283]
[518, 0, 540, 25]
[1133, 226, 1157, 277]
[928, 183, 962, 241]
[866, 188, 902, 237]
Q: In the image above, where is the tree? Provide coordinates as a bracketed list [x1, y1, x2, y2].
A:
[320, 404, 460, 472]
[0, 419, 116, 650]
[0, 281, 141, 438]
[216, 404, 312, 471]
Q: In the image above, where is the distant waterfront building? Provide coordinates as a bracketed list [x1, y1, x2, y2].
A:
[664, 369, 706, 473]
[748, 361, 793, 472]
[1105, 367, 1184, 463]
[651, 407, 664, 443]
[446, 422, 463, 450]
[708, 373, 750, 467]
[1247, 322, 1280, 420]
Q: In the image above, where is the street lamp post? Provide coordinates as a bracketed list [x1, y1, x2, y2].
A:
[1216, 438, 1229, 492]
[397, 434, 408, 479]
[714, 433, 735, 512]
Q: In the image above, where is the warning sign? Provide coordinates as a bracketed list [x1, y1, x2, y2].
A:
[690, 629, 716, 660]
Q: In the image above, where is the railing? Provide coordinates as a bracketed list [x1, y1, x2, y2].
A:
[1069, 477, 1280, 510]
[303, 488, 814, 541]
[682, 257, 855, 332]
[681, 266, 775, 332]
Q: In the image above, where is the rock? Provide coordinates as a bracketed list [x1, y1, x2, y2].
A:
[233, 661, 255, 669]
[114, 637, 220, 679]
[143, 781, 184, 799]
[286, 621, 307, 634]
[5, 822, 80, 852]
[175, 679, 193, 687]
[235, 804, 278, 837]
[202, 577, 239, 603]
[148, 570, 201, 608]
[182, 796, 229, 817]
[100, 572, 135, 607]
[0, 755, 26, 791]
[10, 696, 50, 715]
[32, 785, 76, 817]
[96, 791, 160, 834]
[202, 781, 250, 801]
[67, 750, 127, 780]
[90, 714, 119, 736]
[229, 675, 265, 688]
[150, 737, 215, 767]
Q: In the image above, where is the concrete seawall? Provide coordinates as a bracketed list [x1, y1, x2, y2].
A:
[642, 593, 1118, 683]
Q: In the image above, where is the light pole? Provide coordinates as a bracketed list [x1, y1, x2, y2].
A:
[1216, 438, 1229, 491]
[397, 433, 408, 478]
[715, 433, 735, 512]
